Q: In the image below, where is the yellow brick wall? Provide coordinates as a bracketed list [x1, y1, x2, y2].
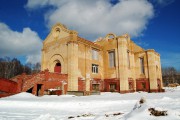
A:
[42, 23, 163, 92]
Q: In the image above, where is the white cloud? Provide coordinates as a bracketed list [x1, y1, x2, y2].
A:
[26, 0, 154, 40]
[25, 0, 49, 9]
[0, 22, 42, 64]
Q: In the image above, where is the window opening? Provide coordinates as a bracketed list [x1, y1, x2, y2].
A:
[92, 49, 99, 60]
[108, 51, 115, 68]
[140, 58, 145, 74]
[92, 64, 98, 73]
[127, 51, 130, 69]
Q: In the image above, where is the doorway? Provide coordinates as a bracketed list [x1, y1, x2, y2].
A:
[110, 84, 116, 92]
[36, 84, 42, 96]
[26, 87, 33, 93]
[92, 84, 100, 91]
[54, 62, 61, 73]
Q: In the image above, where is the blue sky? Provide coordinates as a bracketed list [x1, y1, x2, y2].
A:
[0, 0, 179, 70]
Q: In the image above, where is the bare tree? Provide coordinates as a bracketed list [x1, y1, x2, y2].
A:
[32, 62, 41, 74]
[0, 57, 33, 79]
[162, 67, 177, 86]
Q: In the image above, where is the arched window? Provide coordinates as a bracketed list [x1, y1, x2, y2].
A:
[55, 28, 60, 32]
[105, 33, 116, 40]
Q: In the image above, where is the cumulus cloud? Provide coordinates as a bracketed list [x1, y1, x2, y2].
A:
[0, 22, 42, 64]
[26, 0, 154, 40]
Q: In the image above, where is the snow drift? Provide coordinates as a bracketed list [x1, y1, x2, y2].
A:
[0, 87, 180, 120]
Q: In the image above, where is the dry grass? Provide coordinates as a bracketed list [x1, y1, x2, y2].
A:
[148, 108, 167, 116]
[168, 83, 179, 87]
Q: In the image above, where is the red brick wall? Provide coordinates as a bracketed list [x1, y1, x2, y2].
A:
[22, 71, 68, 96]
[128, 79, 135, 92]
[136, 78, 150, 92]
[104, 78, 120, 92]
[0, 78, 18, 93]
[0, 78, 18, 98]
[78, 79, 85, 91]
[43, 81, 62, 90]
[0, 93, 15, 98]
[16, 78, 23, 93]
[90, 79, 104, 92]
[54, 66, 61, 73]
[1, 70, 68, 96]
[22, 73, 45, 92]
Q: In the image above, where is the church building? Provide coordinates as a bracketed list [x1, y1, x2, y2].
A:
[41, 23, 163, 95]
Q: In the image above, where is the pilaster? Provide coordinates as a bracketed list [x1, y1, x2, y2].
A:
[67, 32, 79, 91]
[118, 37, 129, 93]
[85, 46, 91, 92]
[147, 50, 158, 92]
[131, 53, 136, 91]
[158, 55, 163, 88]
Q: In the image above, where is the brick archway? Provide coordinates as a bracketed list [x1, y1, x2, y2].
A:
[49, 54, 65, 73]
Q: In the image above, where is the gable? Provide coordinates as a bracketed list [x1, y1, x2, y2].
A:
[43, 23, 73, 45]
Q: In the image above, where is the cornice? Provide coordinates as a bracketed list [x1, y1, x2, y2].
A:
[77, 36, 102, 50]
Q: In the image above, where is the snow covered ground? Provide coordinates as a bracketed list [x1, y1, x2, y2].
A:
[0, 87, 180, 120]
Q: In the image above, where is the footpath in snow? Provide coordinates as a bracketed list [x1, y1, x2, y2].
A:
[0, 87, 180, 120]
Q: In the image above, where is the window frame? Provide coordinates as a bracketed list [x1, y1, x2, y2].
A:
[108, 50, 116, 68]
[92, 84, 100, 91]
[140, 57, 145, 74]
[92, 49, 99, 60]
[92, 64, 99, 74]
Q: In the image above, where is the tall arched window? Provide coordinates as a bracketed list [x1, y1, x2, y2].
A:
[140, 57, 145, 74]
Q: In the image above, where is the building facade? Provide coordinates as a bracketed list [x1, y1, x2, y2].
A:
[41, 23, 163, 94]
